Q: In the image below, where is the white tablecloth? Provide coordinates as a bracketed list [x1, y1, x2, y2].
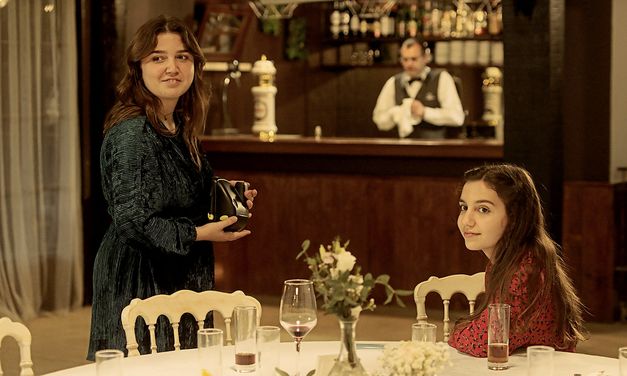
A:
[43, 341, 619, 376]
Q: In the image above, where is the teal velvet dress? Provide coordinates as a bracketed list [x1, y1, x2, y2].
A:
[87, 116, 215, 359]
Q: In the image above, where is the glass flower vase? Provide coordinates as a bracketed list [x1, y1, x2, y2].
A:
[328, 316, 368, 376]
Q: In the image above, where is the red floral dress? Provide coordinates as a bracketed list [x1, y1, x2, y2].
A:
[448, 254, 574, 357]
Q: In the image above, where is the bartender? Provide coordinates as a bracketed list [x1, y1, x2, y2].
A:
[372, 37, 464, 138]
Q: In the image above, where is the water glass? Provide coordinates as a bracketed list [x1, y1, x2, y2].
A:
[527, 345, 554, 376]
[411, 322, 437, 343]
[95, 349, 123, 376]
[619, 346, 627, 376]
[256, 326, 281, 376]
[198, 328, 223, 376]
[234, 306, 258, 373]
[487, 303, 510, 370]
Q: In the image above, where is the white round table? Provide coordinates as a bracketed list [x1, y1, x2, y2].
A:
[43, 341, 619, 376]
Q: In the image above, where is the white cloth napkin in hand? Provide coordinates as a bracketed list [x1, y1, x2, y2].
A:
[397, 98, 420, 138]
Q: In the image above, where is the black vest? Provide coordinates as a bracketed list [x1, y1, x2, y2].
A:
[393, 69, 446, 138]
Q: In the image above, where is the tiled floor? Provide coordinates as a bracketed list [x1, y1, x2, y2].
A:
[1, 297, 626, 376]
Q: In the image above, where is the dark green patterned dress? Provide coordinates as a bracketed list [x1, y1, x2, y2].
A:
[87, 116, 214, 359]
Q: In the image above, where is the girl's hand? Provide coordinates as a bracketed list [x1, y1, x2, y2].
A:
[195, 217, 251, 242]
[229, 180, 257, 210]
[244, 187, 257, 210]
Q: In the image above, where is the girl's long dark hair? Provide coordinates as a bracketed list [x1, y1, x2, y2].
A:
[459, 164, 585, 349]
[103, 15, 209, 169]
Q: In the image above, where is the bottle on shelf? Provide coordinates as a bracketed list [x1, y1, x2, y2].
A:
[339, 1, 350, 38]
[396, 4, 408, 38]
[431, 0, 442, 38]
[407, 4, 419, 38]
[488, 0, 503, 36]
[350, 13, 360, 36]
[329, 1, 341, 39]
[422, 0, 433, 38]
[440, 3, 455, 39]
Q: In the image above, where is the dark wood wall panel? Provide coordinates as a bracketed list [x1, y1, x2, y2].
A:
[562, 182, 615, 321]
[211, 171, 486, 303]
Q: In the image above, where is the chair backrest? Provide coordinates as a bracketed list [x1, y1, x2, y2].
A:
[0, 317, 34, 376]
[121, 289, 262, 357]
[414, 272, 485, 342]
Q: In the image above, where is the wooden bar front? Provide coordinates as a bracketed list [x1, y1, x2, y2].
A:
[201, 135, 503, 303]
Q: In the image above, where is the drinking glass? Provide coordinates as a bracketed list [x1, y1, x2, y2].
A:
[256, 325, 281, 376]
[487, 303, 510, 370]
[198, 328, 223, 376]
[279, 279, 317, 376]
[95, 349, 123, 376]
[527, 345, 554, 376]
[619, 346, 627, 376]
[411, 322, 437, 343]
[233, 306, 257, 373]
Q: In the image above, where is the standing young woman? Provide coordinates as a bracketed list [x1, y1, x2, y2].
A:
[87, 15, 257, 359]
[448, 164, 585, 356]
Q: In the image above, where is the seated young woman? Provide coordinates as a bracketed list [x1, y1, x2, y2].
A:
[448, 164, 586, 357]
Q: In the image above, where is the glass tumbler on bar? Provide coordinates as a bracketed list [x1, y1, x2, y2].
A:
[95, 349, 123, 376]
[234, 306, 258, 373]
[487, 303, 510, 370]
[198, 328, 224, 376]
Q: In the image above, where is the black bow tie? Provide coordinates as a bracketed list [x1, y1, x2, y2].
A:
[408, 77, 423, 84]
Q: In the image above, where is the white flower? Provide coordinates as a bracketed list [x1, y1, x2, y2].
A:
[350, 306, 362, 318]
[335, 251, 356, 272]
[377, 341, 451, 376]
[319, 245, 334, 264]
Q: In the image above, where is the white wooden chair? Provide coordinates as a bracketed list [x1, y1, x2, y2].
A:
[0, 317, 34, 376]
[414, 272, 486, 341]
[121, 289, 262, 357]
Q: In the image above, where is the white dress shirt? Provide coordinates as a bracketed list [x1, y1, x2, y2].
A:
[372, 67, 465, 138]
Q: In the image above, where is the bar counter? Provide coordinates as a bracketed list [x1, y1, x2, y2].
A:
[200, 135, 503, 301]
[201, 135, 503, 177]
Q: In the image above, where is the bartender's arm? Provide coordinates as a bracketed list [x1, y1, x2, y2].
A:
[411, 71, 465, 126]
[372, 77, 402, 131]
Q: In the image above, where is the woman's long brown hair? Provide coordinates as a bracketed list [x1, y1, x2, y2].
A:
[458, 164, 586, 349]
[103, 15, 209, 170]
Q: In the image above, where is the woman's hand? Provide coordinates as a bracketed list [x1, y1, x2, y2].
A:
[244, 187, 257, 210]
[229, 180, 258, 210]
[195, 217, 251, 242]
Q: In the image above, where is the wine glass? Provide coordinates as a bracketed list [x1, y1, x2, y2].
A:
[279, 279, 317, 376]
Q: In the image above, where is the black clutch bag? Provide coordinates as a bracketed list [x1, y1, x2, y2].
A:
[207, 178, 249, 232]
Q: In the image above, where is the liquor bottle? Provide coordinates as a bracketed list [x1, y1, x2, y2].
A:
[339, 1, 350, 38]
[380, 15, 390, 37]
[423, 0, 433, 38]
[359, 19, 368, 38]
[431, 0, 442, 38]
[329, 1, 341, 39]
[386, 4, 397, 37]
[473, 8, 488, 36]
[396, 4, 407, 38]
[440, 3, 453, 38]
[488, 0, 503, 36]
[407, 4, 419, 38]
[373, 18, 382, 38]
[350, 13, 360, 36]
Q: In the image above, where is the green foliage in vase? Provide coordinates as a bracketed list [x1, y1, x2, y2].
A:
[297, 238, 412, 320]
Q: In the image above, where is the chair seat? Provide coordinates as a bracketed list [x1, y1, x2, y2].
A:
[414, 272, 486, 341]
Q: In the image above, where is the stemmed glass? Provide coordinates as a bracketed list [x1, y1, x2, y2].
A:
[279, 279, 317, 376]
